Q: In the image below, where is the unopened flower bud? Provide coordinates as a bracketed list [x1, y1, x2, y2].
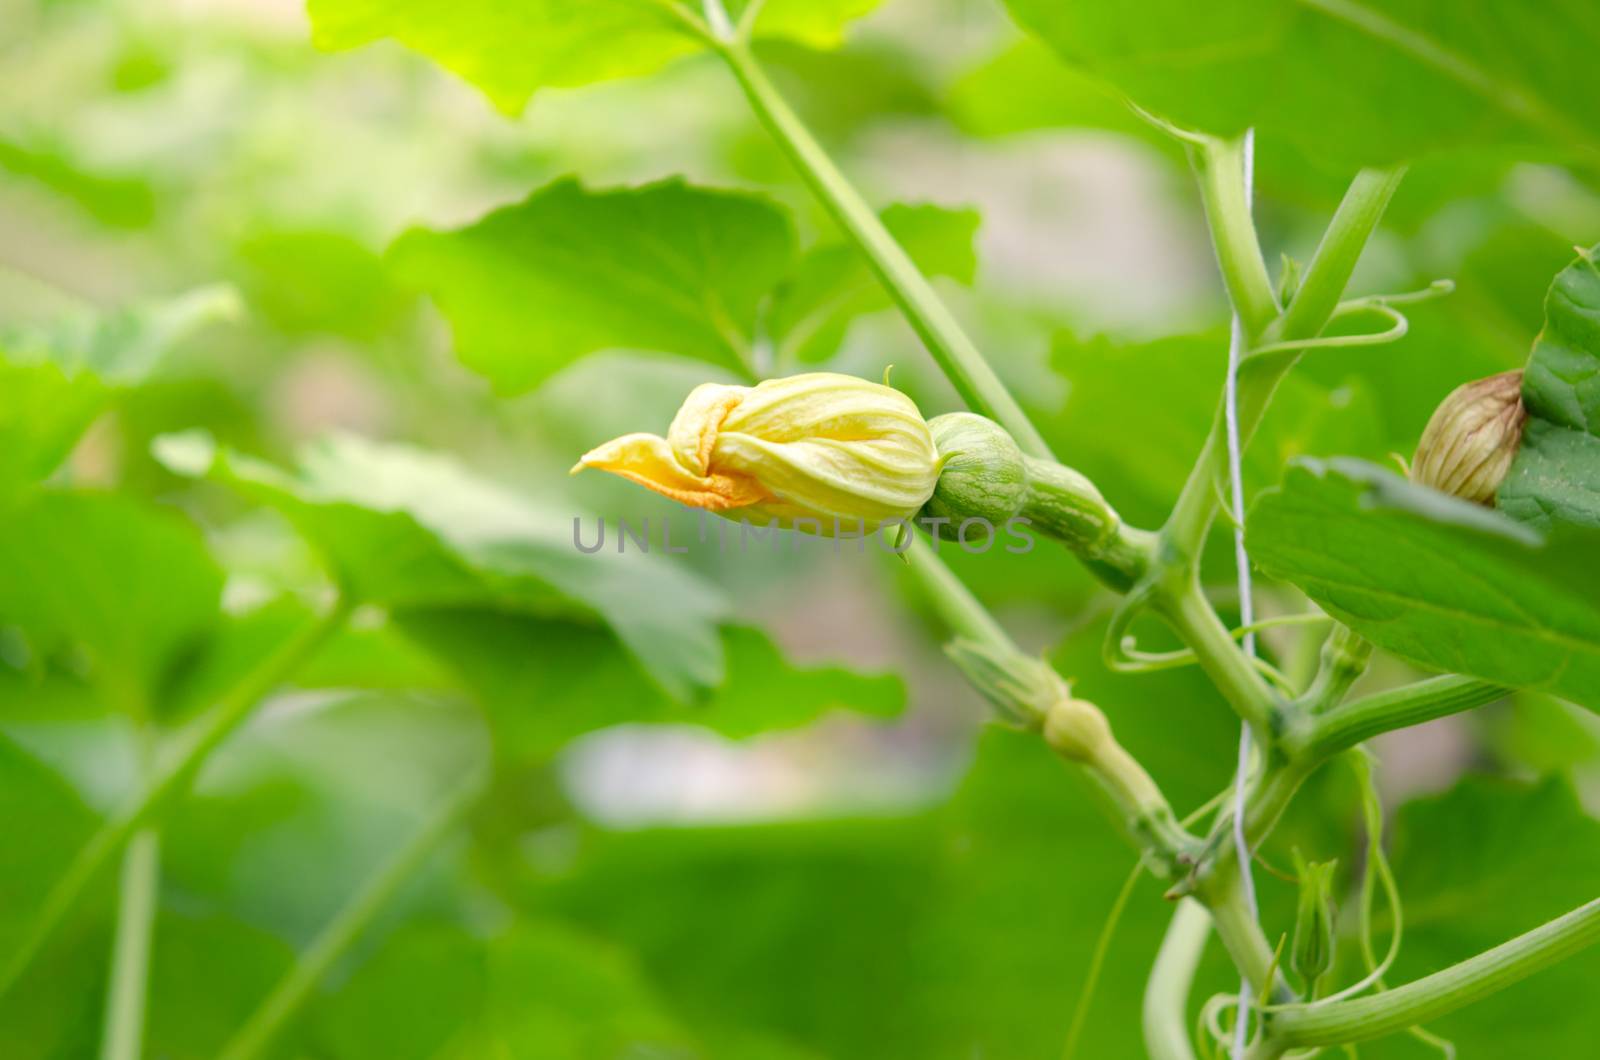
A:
[573, 372, 939, 534]
[921, 413, 1027, 543]
[944, 638, 1063, 729]
[1291, 850, 1339, 990]
[1411, 370, 1527, 505]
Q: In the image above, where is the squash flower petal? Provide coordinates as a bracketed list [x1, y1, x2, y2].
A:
[573, 372, 940, 534]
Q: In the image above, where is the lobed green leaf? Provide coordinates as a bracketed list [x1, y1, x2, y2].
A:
[1499, 244, 1600, 529]
[1001, 0, 1600, 170]
[307, 0, 881, 113]
[155, 430, 728, 701]
[390, 178, 796, 392]
[1249, 458, 1600, 710]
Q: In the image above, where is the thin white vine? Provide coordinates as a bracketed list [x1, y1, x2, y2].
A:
[1225, 127, 1260, 1060]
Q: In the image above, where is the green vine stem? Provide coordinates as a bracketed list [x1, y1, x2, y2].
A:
[217, 762, 489, 1060]
[0, 597, 354, 1001]
[1264, 896, 1600, 1048]
[1162, 165, 1406, 566]
[1156, 582, 1280, 735]
[100, 828, 160, 1060]
[1204, 870, 1292, 1003]
[1295, 623, 1374, 713]
[99, 721, 160, 1060]
[1144, 899, 1210, 1060]
[714, 39, 1054, 462]
[1189, 135, 1279, 340]
[1286, 675, 1510, 761]
[1184, 675, 1511, 893]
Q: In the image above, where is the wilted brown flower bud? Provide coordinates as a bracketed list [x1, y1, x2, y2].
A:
[1410, 370, 1527, 505]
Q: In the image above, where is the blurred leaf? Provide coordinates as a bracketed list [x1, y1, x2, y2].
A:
[0, 136, 156, 227]
[542, 813, 938, 1055]
[155, 431, 729, 701]
[1248, 459, 1600, 710]
[0, 734, 99, 956]
[397, 611, 902, 756]
[948, 38, 1172, 146]
[162, 692, 485, 946]
[468, 920, 694, 1058]
[0, 286, 239, 488]
[0, 492, 222, 711]
[144, 692, 487, 1057]
[0, 734, 104, 1059]
[757, 40, 939, 143]
[771, 203, 978, 365]
[1001, 0, 1600, 170]
[309, 921, 485, 1060]
[1296, 298, 1521, 459]
[945, 37, 1517, 219]
[390, 178, 796, 393]
[536, 616, 1244, 1059]
[1479, 693, 1600, 774]
[163, 597, 452, 725]
[235, 230, 405, 342]
[1499, 245, 1600, 529]
[308, 0, 880, 113]
[145, 912, 295, 1060]
[1362, 778, 1600, 1056]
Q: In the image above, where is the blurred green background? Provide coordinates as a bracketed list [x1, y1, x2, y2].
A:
[3, 0, 1600, 1056]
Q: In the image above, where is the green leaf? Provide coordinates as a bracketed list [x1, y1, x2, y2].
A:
[0, 734, 100, 955]
[308, 0, 880, 114]
[162, 596, 452, 726]
[0, 286, 239, 488]
[770, 203, 979, 365]
[534, 617, 1242, 1058]
[0, 135, 157, 228]
[308, 922, 486, 1060]
[1248, 459, 1600, 709]
[1499, 245, 1600, 529]
[144, 692, 487, 1057]
[0, 733, 103, 1060]
[390, 177, 797, 393]
[468, 920, 695, 1058]
[1001, 0, 1600, 169]
[145, 913, 296, 1060]
[0, 492, 222, 711]
[396, 611, 902, 756]
[948, 38, 1174, 145]
[1362, 778, 1600, 1056]
[155, 431, 728, 701]
[234, 230, 405, 342]
[1479, 693, 1600, 774]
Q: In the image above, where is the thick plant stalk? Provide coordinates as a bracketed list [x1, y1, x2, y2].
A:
[0, 598, 353, 1001]
[1190, 134, 1278, 340]
[714, 40, 1054, 462]
[1289, 676, 1509, 761]
[1162, 166, 1407, 562]
[1266, 896, 1600, 1048]
[216, 763, 488, 1060]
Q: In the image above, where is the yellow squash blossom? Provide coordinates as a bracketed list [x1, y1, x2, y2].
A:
[573, 372, 940, 534]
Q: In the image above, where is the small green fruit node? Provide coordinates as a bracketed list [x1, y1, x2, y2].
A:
[923, 413, 1028, 540]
